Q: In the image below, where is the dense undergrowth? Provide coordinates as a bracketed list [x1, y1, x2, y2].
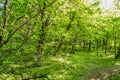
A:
[0, 51, 120, 80]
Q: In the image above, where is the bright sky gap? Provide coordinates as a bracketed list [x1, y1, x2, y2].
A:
[100, 0, 114, 10]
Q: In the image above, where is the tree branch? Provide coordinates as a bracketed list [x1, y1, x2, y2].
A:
[0, 13, 39, 48]
[14, 15, 25, 24]
[22, 74, 47, 80]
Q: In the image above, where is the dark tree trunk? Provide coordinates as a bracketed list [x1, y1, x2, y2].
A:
[115, 47, 120, 59]
[104, 32, 108, 54]
[36, 8, 50, 63]
[70, 36, 76, 54]
[36, 30, 45, 63]
[96, 39, 99, 55]
[88, 40, 91, 51]
[54, 41, 63, 55]
[0, 36, 2, 45]
[102, 39, 105, 51]
[104, 40, 108, 54]
[63, 42, 67, 52]
[0, 0, 8, 47]
[114, 33, 117, 56]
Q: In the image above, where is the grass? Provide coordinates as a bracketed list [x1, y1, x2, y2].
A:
[0, 51, 120, 80]
[43, 51, 120, 80]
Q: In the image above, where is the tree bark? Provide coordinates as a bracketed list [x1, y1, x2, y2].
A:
[114, 31, 117, 57]
[0, 0, 8, 46]
[88, 40, 91, 51]
[70, 36, 76, 54]
[96, 39, 99, 55]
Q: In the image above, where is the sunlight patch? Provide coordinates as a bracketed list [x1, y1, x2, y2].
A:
[10, 64, 21, 68]
[104, 55, 114, 58]
[51, 57, 71, 64]
[115, 62, 120, 65]
[48, 70, 69, 80]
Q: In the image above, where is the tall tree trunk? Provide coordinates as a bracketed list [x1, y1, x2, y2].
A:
[102, 39, 105, 51]
[36, 11, 50, 63]
[0, 0, 8, 46]
[70, 36, 76, 54]
[54, 41, 63, 55]
[96, 39, 99, 55]
[63, 41, 67, 52]
[104, 40, 107, 54]
[36, 23, 46, 63]
[113, 24, 117, 57]
[88, 40, 91, 51]
[115, 46, 120, 59]
[36, 38, 45, 62]
[104, 32, 108, 54]
[114, 31, 117, 57]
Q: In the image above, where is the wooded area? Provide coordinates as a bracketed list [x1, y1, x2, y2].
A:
[0, 0, 120, 80]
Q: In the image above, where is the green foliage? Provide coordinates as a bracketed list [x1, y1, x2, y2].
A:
[0, 0, 120, 80]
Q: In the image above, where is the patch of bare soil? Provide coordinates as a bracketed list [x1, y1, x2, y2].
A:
[84, 65, 120, 80]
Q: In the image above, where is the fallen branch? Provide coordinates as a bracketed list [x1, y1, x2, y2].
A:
[22, 74, 47, 80]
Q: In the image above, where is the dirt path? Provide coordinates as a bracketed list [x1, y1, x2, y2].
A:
[84, 64, 120, 80]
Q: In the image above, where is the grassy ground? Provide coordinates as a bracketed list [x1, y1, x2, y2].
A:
[43, 52, 120, 80]
[0, 51, 120, 80]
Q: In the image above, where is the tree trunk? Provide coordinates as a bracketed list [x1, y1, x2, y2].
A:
[63, 42, 67, 52]
[96, 39, 99, 55]
[36, 30, 45, 63]
[104, 33, 108, 54]
[114, 31, 117, 57]
[36, 10, 50, 63]
[54, 41, 63, 56]
[115, 46, 120, 59]
[88, 40, 91, 51]
[70, 36, 76, 54]
[0, 0, 8, 47]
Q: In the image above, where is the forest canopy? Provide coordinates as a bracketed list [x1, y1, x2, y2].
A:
[0, 0, 120, 80]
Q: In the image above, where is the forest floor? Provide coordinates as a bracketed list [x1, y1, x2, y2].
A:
[44, 51, 120, 80]
[0, 51, 120, 80]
